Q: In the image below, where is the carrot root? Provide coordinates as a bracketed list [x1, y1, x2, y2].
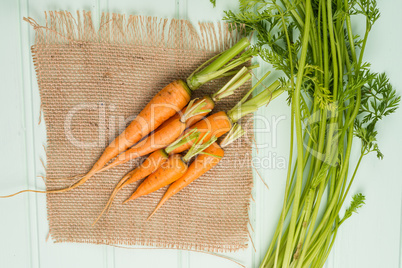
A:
[93, 149, 168, 225]
[124, 154, 187, 203]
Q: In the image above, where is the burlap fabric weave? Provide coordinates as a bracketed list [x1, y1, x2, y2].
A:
[28, 11, 253, 252]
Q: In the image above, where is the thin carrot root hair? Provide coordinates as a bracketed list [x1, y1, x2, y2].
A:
[0, 189, 51, 198]
[92, 171, 134, 226]
[45, 173, 84, 181]
[0, 171, 96, 198]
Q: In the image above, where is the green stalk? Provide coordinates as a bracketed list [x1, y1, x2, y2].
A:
[220, 123, 245, 148]
[187, 37, 251, 90]
[227, 81, 283, 123]
[294, 180, 326, 267]
[264, 7, 297, 263]
[219, 64, 259, 78]
[223, 1, 398, 267]
[292, 189, 314, 265]
[212, 66, 252, 102]
[181, 99, 212, 123]
[165, 129, 199, 154]
[308, 125, 354, 243]
[182, 134, 219, 163]
[327, 0, 339, 99]
[338, 153, 364, 225]
[272, 108, 294, 268]
[282, 1, 311, 266]
[322, 0, 329, 89]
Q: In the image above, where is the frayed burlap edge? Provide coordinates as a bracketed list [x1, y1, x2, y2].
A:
[24, 10, 246, 51]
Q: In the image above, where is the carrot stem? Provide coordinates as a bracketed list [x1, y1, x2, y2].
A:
[187, 37, 253, 90]
[228, 81, 283, 123]
[212, 66, 252, 102]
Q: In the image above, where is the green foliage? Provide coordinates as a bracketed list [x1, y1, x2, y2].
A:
[341, 193, 366, 223]
[359, 73, 400, 127]
[354, 72, 400, 159]
[350, 0, 380, 29]
[222, 0, 399, 267]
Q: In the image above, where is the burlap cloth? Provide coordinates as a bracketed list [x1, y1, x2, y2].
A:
[28, 11, 253, 252]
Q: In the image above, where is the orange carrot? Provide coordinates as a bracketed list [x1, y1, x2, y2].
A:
[87, 80, 190, 178]
[93, 129, 201, 224]
[169, 111, 232, 154]
[98, 99, 211, 172]
[93, 72, 253, 220]
[123, 132, 219, 204]
[148, 142, 224, 219]
[92, 149, 168, 225]
[123, 154, 188, 202]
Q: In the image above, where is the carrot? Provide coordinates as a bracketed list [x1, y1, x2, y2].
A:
[123, 131, 219, 203]
[92, 149, 168, 225]
[123, 154, 188, 202]
[169, 111, 232, 154]
[148, 142, 224, 219]
[93, 70, 254, 222]
[93, 129, 201, 224]
[146, 79, 285, 218]
[98, 99, 211, 172]
[85, 80, 191, 180]
[147, 124, 244, 219]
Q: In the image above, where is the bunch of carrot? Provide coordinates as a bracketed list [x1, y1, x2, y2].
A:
[93, 72, 284, 223]
[1, 35, 285, 231]
[0, 37, 254, 198]
[92, 67, 255, 222]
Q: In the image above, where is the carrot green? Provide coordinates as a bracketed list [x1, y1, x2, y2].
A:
[225, 0, 400, 267]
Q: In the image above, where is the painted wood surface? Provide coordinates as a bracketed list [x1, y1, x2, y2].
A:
[0, 0, 400, 267]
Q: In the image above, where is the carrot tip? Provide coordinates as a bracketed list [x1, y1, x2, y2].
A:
[147, 211, 156, 221]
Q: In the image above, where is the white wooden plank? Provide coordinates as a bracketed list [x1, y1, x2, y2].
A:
[19, 0, 42, 266]
[114, 247, 180, 267]
[0, 1, 33, 268]
[187, 251, 246, 268]
[103, 0, 175, 17]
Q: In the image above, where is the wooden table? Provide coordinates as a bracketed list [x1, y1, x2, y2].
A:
[0, 0, 401, 267]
